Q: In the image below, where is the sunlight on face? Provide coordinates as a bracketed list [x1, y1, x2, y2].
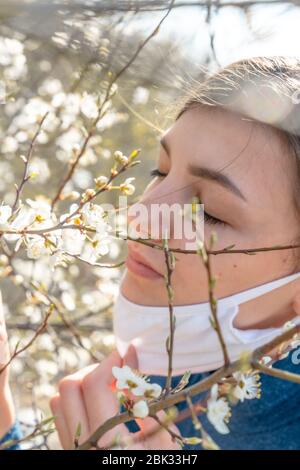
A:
[121, 105, 300, 322]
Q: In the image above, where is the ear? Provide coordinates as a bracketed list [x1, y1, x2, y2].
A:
[291, 291, 300, 317]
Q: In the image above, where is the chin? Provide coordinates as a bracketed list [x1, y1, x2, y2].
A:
[120, 270, 165, 304]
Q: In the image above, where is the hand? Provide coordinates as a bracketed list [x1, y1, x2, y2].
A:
[50, 346, 182, 450]
[0, 289, 15, 439]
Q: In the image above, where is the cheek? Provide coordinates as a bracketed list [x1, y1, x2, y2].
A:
[174, 252, 242, 288]
[203, 224, 237, 247]
[172, 254, 207, 283]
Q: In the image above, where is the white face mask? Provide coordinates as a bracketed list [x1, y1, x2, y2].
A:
[113, 271, 300, 376]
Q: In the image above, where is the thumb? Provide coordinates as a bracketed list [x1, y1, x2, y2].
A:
[122, 344, 139, 370]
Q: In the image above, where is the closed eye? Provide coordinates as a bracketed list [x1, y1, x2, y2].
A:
[150, 168, 226, 226]
[150, 168, 168, 178]
[203, 211, 226, 226]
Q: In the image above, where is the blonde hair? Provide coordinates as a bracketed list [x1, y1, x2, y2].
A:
[176, 56, 300, 134]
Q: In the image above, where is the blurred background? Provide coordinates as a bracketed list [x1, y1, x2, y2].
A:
[1, 0, 300, 449]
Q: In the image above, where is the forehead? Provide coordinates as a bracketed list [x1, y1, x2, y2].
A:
[165, 105, 293, 203]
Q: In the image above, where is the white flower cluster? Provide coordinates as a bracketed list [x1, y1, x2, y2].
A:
[0, 36, 27, 80]
[207, 384, 231, 435]
[207, 370, 261, 435]
[232, 370, 261, 402]
[0, 198, 111, 263]
[112, 365, 162, 419]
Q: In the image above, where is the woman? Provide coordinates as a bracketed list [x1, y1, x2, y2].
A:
[2, 56, 300, 450]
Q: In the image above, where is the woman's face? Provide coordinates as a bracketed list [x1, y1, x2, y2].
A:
[121, 105, 300, 328]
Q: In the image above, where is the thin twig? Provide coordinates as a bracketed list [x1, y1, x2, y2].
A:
[197, 236, 230, 366]
[0, 304, 53, 375]
[76, 323, 300, 450]
[253, 360, 300, 384]
[163, 236, 176, 394]
[11, 112, 49, 213]
[50, 0, 175, 209]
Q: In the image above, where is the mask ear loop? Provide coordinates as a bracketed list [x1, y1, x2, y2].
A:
[223, 271, 300, 307]
[228, 303, 291, 345]
[226, 272, 300, 345]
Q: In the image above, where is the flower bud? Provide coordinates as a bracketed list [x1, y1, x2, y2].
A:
[94, 175, 109, 189]
[114, 151, 128, 166]
[132, 400, 149, 419]
[81, 188, 96, 202]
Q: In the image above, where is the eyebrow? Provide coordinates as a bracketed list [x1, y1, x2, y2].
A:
[160, 136, 247, 202]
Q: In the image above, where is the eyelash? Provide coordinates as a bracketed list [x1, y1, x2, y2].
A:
[203, 212, 226, 226]
[149, 168, 226, 226]
[150, 168, 167, 178]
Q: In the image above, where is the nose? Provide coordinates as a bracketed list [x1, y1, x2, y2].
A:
[126, 176, 195, 243]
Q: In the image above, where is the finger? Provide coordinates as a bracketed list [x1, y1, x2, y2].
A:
[121, 347, 178, 450]
[81, 350, 130, 447]
[50, 394, 72, 450]
[58, 367, 95, 446]
[135, 410, 182, 450]
[122, 344, 139, 370]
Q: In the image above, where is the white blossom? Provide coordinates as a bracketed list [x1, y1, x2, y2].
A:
[132, 86, 150, 105]
[73, 168, 93, 189]
[14, 98, 51, 129]
[207, 384, 231, 435]
[26, 198, 54, 226]
[61, 228, 85, 256]
[1, 136, 18, 153]
[61, 291, 76, 311]
[81, 234, 111, 263]
[112, 365, 147, 396]
[80, 147, 97, 166]
[119, 177, 135, 196]
[38, 78, 63, 96]
[0, 204, 12, 229]
[143, 382, 162, 399]
[0, 37, 27, 80]
[4, 205, 36, 242]
[56, 127, 83, 153]
[26, 237, 51, 259]
[80, 92, 99, 119]
[112, 365, 162, 400]
[54, 93, 81, 129]
[80, 202, 110, 236]
[28, 157, 51, 183]
[59, 206, 85, 255]
[232, 370, 261, 402]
